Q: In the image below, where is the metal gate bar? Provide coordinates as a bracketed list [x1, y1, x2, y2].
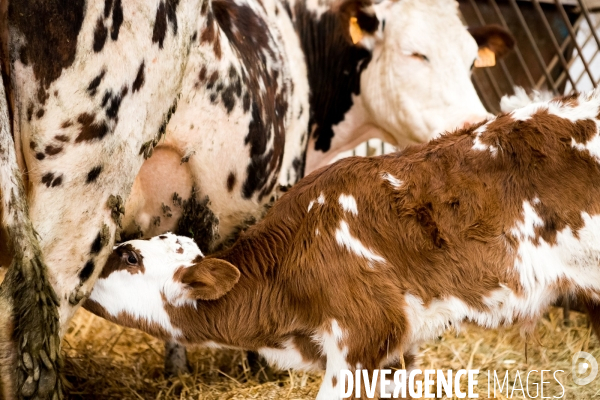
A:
[511, 0, 560, 91]
[568, 16, 600, 86]
[532, 0, 578, 88]
[580, 0, 600, 49]
[460, 0, 600, 112]
[487, 0, 537, 88]
[554, 0, 596, 81]
[550, 16, 587, 88]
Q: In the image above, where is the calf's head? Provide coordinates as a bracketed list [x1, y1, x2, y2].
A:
[346, 0, 514, 145]
[84, 233, 240, 340]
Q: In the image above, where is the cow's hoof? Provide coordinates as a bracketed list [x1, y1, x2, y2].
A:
[2, 256, 63, 399]
[164, 341, 190, 376]
[247, 350, 276, 382]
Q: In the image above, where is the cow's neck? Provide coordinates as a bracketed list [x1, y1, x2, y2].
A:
[289, 1, 397, 174]
[170, 224, 318, 348]
[304, 96, 399, 172]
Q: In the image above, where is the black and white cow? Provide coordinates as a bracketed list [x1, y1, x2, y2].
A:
[120, 0, 514, 251]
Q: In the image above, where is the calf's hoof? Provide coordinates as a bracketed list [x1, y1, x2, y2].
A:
[164, 341, 190, 376]
[247, 351, 276, 382]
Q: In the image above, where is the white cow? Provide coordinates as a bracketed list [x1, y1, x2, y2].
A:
[294, 0, 514, 174]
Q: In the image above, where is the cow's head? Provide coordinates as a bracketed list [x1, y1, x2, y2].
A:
[84, 233, 240, 340]
[342, 0, 514, 146]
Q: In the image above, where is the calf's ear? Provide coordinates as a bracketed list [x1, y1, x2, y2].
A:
[468, 24, 515, 67]
[179, 258, 240, 300]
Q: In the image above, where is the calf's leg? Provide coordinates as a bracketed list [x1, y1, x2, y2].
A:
[164, 342, 190, 376]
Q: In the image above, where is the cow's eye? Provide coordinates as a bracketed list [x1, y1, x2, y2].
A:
[125, 251, 138, 265]
[411, 53, 429, 62]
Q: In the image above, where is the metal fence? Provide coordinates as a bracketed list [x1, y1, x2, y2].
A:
[342, 0, 600, 160]
[461, 0, 600, 113]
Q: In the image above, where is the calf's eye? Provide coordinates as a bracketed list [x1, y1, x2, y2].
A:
[125, 251, 138, 265]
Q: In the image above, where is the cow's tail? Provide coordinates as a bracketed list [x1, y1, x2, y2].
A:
[0, 64, 62, 399]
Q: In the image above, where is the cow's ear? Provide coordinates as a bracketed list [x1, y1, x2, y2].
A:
[336, 0, 379, 45]
[179, 258, 240, 300]
[468, 24, 515, 67]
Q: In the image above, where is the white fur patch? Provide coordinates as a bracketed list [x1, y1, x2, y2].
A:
[308, 193, 326, 212]
[259, 338, 321, 371]
[335, 220, 385, 264]
[89, 233, 203, 337]
[402, 287, 557, 349]
[500, 87, 555, 113]
[90, 268, 185, 337]
[338, 194, 358, 216]
[571, 132, 600, 163]
[511, 203, 600, 296]
[509, 103, 548, 122]
[509, 199, 543, 241]
[317, 192, 326, 205]
[547, 95, 600, 123]
[509, 90, 600, 123]
[331, 319, 344, 343]
[381, 172, 403, 189]
[316, 320, 349, 400]
[472, 122, 498, 156]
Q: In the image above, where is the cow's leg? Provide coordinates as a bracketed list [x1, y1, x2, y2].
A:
[3, 0, 204, 397]
[0, 285, 16, 399]
[0, 61, 61, 399]
[11, 0, 199, 325]
[0, 230, 11, 268]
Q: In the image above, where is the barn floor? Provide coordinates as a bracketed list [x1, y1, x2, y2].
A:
[1, 267, 600, 399]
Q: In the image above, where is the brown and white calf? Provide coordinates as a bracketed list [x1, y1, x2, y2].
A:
[85, 89, 600, 398]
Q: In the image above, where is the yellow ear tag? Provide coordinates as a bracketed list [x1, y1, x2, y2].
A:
[349, 17, 363, 44]
[474, 47, 496, 68]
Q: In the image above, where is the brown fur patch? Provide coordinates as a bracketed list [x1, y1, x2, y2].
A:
[44, 145, 62, 156]
[226, 171, 236, 192]
[75, 112, 109, 143]
[132, 61, 145, 93]
[10, 0, 85, 88]
[54, 134, 69, 142]
[98, 243, 145, 279]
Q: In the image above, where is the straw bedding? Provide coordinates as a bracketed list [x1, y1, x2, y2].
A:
[1, 266, 600, 399]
